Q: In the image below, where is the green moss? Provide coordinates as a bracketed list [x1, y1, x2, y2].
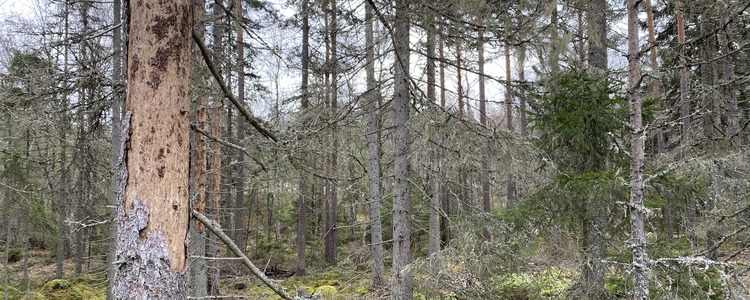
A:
[314, 285, 337, 298]
[0, 286, 22, 299]
[41, 279, 103, 300]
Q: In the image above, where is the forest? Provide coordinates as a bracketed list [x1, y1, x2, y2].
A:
[0, 0, 748, 299]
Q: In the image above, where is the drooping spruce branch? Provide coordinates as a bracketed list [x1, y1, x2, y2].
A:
[192, 30, 278, 142]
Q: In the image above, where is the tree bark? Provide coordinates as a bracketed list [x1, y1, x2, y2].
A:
[627, 0, 648, 298]
[365, 0, 386, 286]
[392, 0, 413, 298]
[114, 0, 192, 297]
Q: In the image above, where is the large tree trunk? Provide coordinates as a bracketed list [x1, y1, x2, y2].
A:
[627, 0, 648, 298]
[365, 0, 386, 286]
[296, 0, 310, 277]
[234, 0, 247, 250]
[107, 0, 123, 298]
[114, 0, 192, 298]
[392, 0, 412, 298]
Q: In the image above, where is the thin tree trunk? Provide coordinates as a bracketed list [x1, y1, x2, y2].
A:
[325, 0, 339, 266]
[296, 0, 310, 277]
[645, 0, 665, 155]
[678, 1, 689, 146]
[107, 0, 123, 296]
[234, 0, 247, 250]
[720, 15, 740, 146]
[456, 44, 463, 118]
[365, 0, 386, 286]
[518, 46, 527, 135]
[207, 1, 224, 295]
[627, 0, 648, 297]
[190, 1, 209, 296]
[479, 13, 492, 239]
[438, 15, 450, 246]
[56, 0, 70, 280]
[4, 207, 9, 300]
[392, 0, 413, 297]
[504, 35, 515, 209]
[114, 0, 192, 297]
[426, 18, 441, 274]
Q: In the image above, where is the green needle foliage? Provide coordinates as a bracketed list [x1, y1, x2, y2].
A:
[528, 68, 627, 174]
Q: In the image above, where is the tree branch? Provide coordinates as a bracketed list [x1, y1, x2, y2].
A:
[192, 30, 278, 142]
[192, 210, 307, 300]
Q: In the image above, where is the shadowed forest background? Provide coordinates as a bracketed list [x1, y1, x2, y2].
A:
[0, 0, 749, 299]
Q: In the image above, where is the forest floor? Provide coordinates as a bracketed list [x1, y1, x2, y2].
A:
[2, 236, 748, 299]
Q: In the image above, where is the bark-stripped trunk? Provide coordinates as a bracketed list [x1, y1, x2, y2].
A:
[392, 0, 412, 298]
[234, 0, 247, 250]
[107, 0, 123, 297]
[365, 0, 386, 286]
[114, 0, 192, 298]
[296, 0, 310, 277]
[190, 1, 209, 297]
[207, 0, 224, 295]
[627, 0, 648, 298]
[677, 1, 689, 146]
[426, 19, 441, 274]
